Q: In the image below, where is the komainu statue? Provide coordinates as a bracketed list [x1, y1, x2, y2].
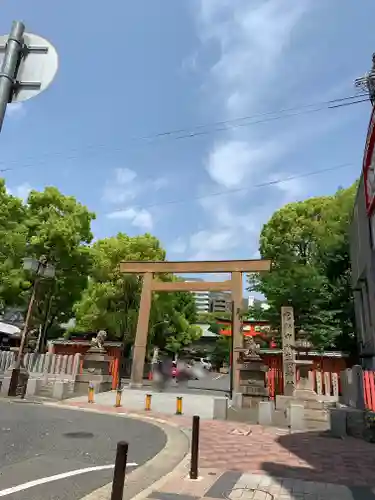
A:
[90, 330, 107, 350]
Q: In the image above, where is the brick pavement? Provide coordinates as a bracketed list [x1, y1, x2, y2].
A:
[61, 401, 375, 488]
[146, 468, 373, 500]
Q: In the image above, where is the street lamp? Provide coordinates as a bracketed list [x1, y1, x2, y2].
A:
[7, 255, 55, 397]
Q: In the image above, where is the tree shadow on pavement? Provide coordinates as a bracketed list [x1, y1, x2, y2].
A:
[261, 430, 375, 489]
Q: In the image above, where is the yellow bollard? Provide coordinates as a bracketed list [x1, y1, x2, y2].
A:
[115, 388, 122, 408]
[145, 393, 152, 411]
[88, 382, 95, 404]
[176, 396, 183, 415]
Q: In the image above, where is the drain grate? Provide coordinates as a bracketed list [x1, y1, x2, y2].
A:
[223, 488, 274, 500]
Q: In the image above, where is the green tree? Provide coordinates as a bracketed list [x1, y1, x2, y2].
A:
[73, 233, 200, 353]
[24, 187, 95, 338]
[210, 336, 230, 370]
[0, 179, 28, 310]
[249, 183, 358, 351]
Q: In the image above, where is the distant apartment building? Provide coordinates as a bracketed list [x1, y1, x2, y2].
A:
[210, 291, 231, 313]
[183, 278, 211, 313]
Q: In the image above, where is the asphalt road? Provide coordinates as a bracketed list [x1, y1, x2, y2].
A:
[187, 372, 229, 393]
[124, 372, 230, 396]
[0, 400, 167, 500]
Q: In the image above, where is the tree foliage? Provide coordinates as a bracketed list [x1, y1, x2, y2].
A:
[73, 233, 200, 353]
[249, 182, 358, 351]
[0, 180, 28, 310]
[0, 182, 95, 340]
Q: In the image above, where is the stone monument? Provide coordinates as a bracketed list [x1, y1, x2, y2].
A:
[281, 306, 296, 396]
[74, 330, 113, 395]
[236, 336, 269, 408]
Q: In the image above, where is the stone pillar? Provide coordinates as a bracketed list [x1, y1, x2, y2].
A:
[281, 306, 295, 396]
[130, 272, 153, 387]
[231, 271, 243, 395]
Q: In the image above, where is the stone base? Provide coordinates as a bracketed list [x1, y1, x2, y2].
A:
[242, 394, 269, 408]
[294, 389, 319, 400]
[258, 401, 273, 425]
[276, 395, 323, 411]
[128, 382, 143, 389]
[74, 373, 112, 395]
[213, 397, 228, 420]
[82, 352, 111, 375]
[4, 363, 29, 397]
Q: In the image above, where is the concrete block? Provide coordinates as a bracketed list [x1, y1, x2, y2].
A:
[52, 380, 68, 400]
[258, 400, 273, 425]
[26, 378, 43, 397]
[1, 376, 11, 395]
[213, 397, 228, 420]
[290, 404, 305, 431]
[329, 408, 347, 437]
[231, 392, 243, 409]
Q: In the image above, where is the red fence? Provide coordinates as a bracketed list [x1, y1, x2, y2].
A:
[52, 342, 122, 390]
[364, 371, 375, 410]
[265, 354, 347, 399]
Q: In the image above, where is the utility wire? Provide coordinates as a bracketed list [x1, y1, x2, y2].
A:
[0, 93, 369, 173]
[104, 161, 356, 215]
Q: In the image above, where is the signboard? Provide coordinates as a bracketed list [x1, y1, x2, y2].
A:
[0, 32, 59, 103]
[281, 306, 295, 396]
[363, 106, 375, 215]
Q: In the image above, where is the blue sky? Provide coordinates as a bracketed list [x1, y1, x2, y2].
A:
[1, 0, 374, 278]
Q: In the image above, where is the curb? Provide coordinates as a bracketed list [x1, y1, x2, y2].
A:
[39, 401, 191, 500]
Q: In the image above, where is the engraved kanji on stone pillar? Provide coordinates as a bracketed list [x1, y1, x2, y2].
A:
[281, 306, 295, 396]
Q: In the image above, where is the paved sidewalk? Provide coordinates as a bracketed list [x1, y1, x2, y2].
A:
[67, 389, 217, 418]
[61, 400, 375, 488]
[145, 467, 375, 500]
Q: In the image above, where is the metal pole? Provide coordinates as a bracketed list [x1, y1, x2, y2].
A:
[110, 441, 128, 500]
[7, 276, 39, 396]
[0, 21, 25, 132]
[229, 301, 235, 400]
[189, 415, 200, 480]
[17, 276, 39, 364]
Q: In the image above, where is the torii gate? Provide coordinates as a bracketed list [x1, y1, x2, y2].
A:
[119, 259, 271, 394]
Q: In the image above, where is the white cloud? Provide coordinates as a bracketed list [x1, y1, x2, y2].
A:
[103, 167, 168, 205]
[206, 139, 278, 188]
[107, 207, 153, 231]
[197, 0, 310, 117]
[182, 1, 313, 260]
[7, 182, 32, 202]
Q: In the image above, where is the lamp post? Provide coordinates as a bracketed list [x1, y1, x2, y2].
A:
[7, 255, 55, 396]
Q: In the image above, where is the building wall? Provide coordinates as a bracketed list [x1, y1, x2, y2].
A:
[194, 290, 210, 312]
[350, 173, 375, 367]
[210, 292, 231, 313]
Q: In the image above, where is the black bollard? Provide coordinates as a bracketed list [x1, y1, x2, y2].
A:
[189, 415, 200, 480]
[110, 441, 128, 500]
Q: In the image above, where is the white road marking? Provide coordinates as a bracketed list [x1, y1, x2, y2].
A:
[213, 374, 224, 380]
[0, 463, 138, 497]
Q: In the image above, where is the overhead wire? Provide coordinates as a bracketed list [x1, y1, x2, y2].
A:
[103, 161, 356, 216]
[0, 92, 369, 173]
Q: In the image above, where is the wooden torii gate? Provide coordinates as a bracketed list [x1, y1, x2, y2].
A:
[119, 259, 271, 393]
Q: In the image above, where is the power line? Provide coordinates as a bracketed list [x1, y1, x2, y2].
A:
[104, 161, 356, 216]
[0, 93, 369, 173]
